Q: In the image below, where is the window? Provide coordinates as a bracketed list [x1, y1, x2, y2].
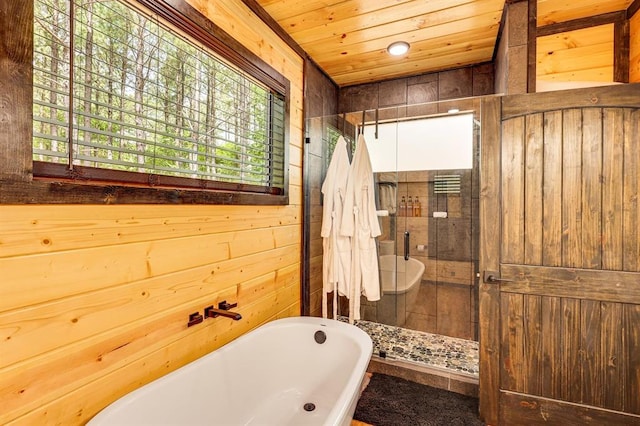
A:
[363, 113, 474, 172]
[32, 0, 288, 200]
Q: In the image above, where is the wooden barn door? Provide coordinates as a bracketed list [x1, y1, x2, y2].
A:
[479, 85, 640, 425]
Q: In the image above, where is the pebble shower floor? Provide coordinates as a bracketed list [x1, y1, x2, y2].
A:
[341, 317, 479, 378]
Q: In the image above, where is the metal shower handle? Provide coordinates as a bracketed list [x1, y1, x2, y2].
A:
[404, 231, 410, 260]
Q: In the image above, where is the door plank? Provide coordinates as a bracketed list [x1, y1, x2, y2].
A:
[501, 83, 640, 118]
[580, 108, 602, 269]
[622, 108, 640, 271]
[500, 264, 640, 304]
[539, 296, 562, 400]
[561, 298, 581, 402]
[500, 391, 640, 425]
[580, 300, 602, 407]
[602, 302, 625, 411]
[501, 293, 525, 392]
[523, 295, 543, 396]
[501, 117, 525, 264]
[624, 304, 640, 414]
[562, 109, 583, 268]
[602, 108, 625, 270]
[542, 110, 563, 266]
[524, 114, 544, 265]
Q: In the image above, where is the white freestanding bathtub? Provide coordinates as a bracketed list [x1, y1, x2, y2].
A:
[377, 255, 426, 326]
[88, 316, 372, 426]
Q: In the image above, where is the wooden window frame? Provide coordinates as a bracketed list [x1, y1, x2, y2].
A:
[0, 0, 290, 205]
[534, 9, 631, 88]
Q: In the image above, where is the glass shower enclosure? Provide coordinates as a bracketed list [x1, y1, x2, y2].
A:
[305, 97, 482, 341]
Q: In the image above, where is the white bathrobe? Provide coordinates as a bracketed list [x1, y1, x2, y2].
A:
[340, 134, 381, 323]
[320, 136, 351, 319]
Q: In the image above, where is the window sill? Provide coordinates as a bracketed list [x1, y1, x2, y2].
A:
[0, 179, 288, 205]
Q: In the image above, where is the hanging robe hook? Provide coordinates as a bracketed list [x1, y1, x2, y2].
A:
[375, 109, 379, 139]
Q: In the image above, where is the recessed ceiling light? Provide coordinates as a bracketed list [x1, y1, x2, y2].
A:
[448, 108, 460, 114]
[387, 41, 410, 56]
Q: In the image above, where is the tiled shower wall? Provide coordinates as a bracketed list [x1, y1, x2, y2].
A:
[338, 63, 494, 115]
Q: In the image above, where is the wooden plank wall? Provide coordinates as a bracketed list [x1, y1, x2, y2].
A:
[498, 91, 640, 420]
[0, 0, 304, 424]
[537, 25, 615, 84]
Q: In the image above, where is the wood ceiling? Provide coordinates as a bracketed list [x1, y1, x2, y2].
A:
[253, 0, 635, 87]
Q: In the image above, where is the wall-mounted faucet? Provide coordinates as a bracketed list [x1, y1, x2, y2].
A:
[187, 312, 204, 327]
[204, 301, 242, 321]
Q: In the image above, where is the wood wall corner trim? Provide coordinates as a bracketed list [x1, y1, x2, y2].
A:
[628, 0, 640, 19]
[527, 0, 537, 93]
[614, 18, 631, 83]
[536, 11, 626, 38]
[0, 1, 34, 180]
[478, 95, 502, 425]
[240, 0, 306, 59]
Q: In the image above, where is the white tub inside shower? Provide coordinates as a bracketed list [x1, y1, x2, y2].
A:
[88, 316, 372, 426]
[377, 254, 425, 326]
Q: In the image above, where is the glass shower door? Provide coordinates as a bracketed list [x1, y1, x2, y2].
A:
[363, 110, 402, 327]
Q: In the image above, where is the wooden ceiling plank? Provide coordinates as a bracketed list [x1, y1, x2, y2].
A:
[304, 12, 499, 60]
[323, 36, 496, 75]
[276, 0, 477, 35]
[332, 46, 495, 86]
[537, 0, 633, 25]
[261, 0, 422, 24]
[288, 0, 504, 44]
[259, 0, 365, 21]
[258, 0, 344, 20]
[325, 47, 496, 78]
[316, 29, 498, 71]
[305, 8, 499, 51]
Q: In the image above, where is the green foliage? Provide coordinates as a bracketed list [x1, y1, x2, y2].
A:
[32, 0, 285, 188]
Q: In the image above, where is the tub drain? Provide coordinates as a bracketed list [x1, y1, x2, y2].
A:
[303, 403, 316, 412]
[314, 330, 327, 344]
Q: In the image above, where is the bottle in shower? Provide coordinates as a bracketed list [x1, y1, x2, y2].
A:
[407, 196, 413, 217]
[414, 196, 421, 217]
[399, 196, 406, 217]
